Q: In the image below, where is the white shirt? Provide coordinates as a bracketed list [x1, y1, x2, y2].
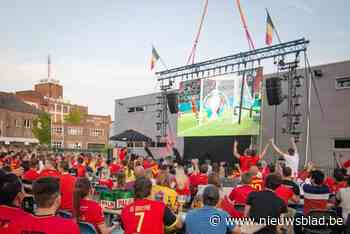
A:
[337, 187, 350, 220]
[283, 153, 299, 177]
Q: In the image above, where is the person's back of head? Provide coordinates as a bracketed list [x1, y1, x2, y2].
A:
[287, 148, 295, 156]
[30, 158, 39, 170]
[208, 173, 221, 188]
[77, 157, 84, 165]
[265, 173, 283, 191]
[333, 168, 345, 182]
[45, 158, 56, 169]
[116, 171, 126, 187]
[282, 166, 292, 178]
[0, 172, 22, 206]
[33, 177, 60, 210]
[212, 163, 220, 174]
[73, 177, 91, 221]
[203, 185, 220, 207]
[134, 166, 145, 179]
[199, 164, 208, 174]
[249, 165, 259, 176]
[311, 170, 325, 185]
[134, 177, 152, 199]
[59, 161, 70, 173]
[241, 172, 253, 185]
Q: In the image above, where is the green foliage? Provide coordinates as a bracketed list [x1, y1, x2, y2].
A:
[32, 112, 51, 145]
[64, 108, 84, 125]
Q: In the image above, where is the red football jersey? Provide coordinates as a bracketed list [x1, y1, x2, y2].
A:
[250, 176, 264, 191]
[109, 163, 122, 175]
[0, 205, 33, 234]
[76, 165, 86, 177]
[229, 184, 254, 204]
[239, 155, 260, 172]
[60, 173, 77, 211]
[275, 185, 294, 205]
[31, 215, 80, 234]
[39, 169, 60, 178]
[189, 173, 208, 187]
[343, 160, 350, 168]
[121, 199, 166, 234]
[23, 169, 39, 181]
[79, 199, 105, 231]
[99, 178, 114, 189]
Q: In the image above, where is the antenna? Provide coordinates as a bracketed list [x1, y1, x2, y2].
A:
[48, 54, 51, 79]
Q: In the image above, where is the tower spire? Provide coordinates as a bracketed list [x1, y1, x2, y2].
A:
[48, 54, 51, 79]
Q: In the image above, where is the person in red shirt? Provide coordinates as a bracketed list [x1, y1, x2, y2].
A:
[189, 163, 209, 195]
[76, 157, 86, 177]
[248, 165, 264, 191]
[121, 177, 182, 234]
[22, 159, 39, 182]
[119, 147, 127, 161]
[0, 171, 34, 234]
[233, 140, 270, 172]
[109, 158, 123, 176]
[275, 167, 300, 205]
[73, 177, 116, 234]
[58, 161, 76, 212]
[325, 168, 347, 194]
[31, 177, 80, 234]
[38, 158, 60, 178]
[229, 172, 255, 204]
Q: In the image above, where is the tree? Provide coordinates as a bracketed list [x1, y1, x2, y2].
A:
[32, 112, 51, 146]
[64, 108, 84, 125]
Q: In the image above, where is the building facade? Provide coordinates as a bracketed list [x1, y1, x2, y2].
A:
[0, 92, 40, 145]
[112, 60, 350, 170]
[16, 79, 111, 150]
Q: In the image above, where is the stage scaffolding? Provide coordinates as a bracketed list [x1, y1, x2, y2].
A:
[155, 38, 311, 160]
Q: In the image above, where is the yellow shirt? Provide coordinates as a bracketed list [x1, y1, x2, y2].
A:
[151, 185, 178, 210]
[124, 169, 135, 183]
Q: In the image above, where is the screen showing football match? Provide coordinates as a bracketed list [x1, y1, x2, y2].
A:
[177, 68, 263, 137]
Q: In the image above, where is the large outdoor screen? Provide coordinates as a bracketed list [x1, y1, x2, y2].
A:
[177, 68, 263, 137]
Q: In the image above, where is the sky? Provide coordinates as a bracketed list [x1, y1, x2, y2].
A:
[1, 0, 349, 119]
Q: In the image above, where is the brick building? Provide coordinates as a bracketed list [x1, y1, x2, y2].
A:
[0, 92, 40, 145]
[16, 78, 111, 150]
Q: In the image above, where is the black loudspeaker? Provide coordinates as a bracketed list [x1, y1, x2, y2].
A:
[167, 93, 178, 114]
[265, 77, 283, 105]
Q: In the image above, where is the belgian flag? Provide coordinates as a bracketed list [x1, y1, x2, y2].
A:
[150, 46, 160, 71]
[265, 10, 274, 45]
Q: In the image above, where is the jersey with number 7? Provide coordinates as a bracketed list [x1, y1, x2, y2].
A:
[121, 199, 177, 234]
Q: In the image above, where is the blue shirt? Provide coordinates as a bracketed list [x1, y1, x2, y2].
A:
[185, 206, 235, 234]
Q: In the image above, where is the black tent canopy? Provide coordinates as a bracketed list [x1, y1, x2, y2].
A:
[109, 129, 152, 142]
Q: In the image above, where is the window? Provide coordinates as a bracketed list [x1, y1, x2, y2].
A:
[90, 129, 103, 137]
[23, 120, 31, 128]
[156, 123, 161, 131]
[135, 106, 146, 112]
[15, 120, 21, 128]
[334, 139, 350, 149]
[128, 107, 135, 113]
[63, 106, 68, 113]
[68, 142, 81, 149]
[335, 76, 350, 90]
[128, 106, 146, 113]
[52, 141, 63, 148]
[67, 128, 83, 136]
[52, 127, 63, 134]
